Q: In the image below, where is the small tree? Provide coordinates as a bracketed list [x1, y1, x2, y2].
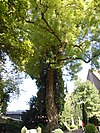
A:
[59, 93, 73, 128]
[72, 80, 100, 125]
[89, 115, 99, 126]
[85, 124, 98, 133]
[0, 59, 21, 113]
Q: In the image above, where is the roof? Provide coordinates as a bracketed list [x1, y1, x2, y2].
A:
[87, 70, 100, 92]
[0, 114, 22, 123]
[93, 70, 100, 80]
[6, 110, 23, 115]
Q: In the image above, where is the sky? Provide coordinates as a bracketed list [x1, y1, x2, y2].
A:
[7, 78, 37, 111]
[7, 62, 90, 111]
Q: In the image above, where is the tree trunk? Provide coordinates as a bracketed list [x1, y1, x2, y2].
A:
[46, 67, 59, 133]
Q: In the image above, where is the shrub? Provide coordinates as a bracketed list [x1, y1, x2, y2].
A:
[54, 128, 64, 133]
[85, 123, 98, 133]
[89, 116, 99, 126]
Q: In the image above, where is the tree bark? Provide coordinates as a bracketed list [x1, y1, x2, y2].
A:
[46, 67, 59, 133]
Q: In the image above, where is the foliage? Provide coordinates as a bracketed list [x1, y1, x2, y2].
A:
[81, 102, 87, 126]
[89, 115, 99, 126]
[60, 80, 100, 129]
[54, 69, 65, 112]
[0, 58, 23, 113]
[6, 122, 22, 133]
[54, 128, 64, 133]
[25, 0, 100, 79]
[59, 93, 73, 128]
[70, 124, 78, 129]
[25, 59, 65, 129]
[0, 0, 34, 69]
[22, 96, 47, 129]
[72, 80, 100, 124]
[85, 124, 98, 133]
[32, 59, 47, 116]
[22, 59, 48, 130]
[0, 121, 22, 133]
[29, 59, 65, 112]
[0, 77, 19, 113]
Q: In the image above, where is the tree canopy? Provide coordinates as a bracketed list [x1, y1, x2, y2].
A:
[0, 0, 34, 69]
[72, 80, 100, 122]
[26, 0, 100, 79]
[1, 0, 100, 84]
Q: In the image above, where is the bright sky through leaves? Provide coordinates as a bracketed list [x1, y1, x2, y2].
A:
[7, 78, 37, 111]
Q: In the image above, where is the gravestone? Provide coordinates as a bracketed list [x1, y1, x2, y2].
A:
[29, 129, 37, 133]
[21, 126, 37, 133]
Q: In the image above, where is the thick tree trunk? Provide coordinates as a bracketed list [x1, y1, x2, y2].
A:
[46, 67, 59, 133]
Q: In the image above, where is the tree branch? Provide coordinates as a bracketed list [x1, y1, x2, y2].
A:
[73, 45, 83, 51]
[41, 11, 61, 43]
[57, 52, 100, 64]
[26, 20, 52, 33]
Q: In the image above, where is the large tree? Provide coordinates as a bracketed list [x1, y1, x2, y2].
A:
[0, 0, 100, 132]
[25, 0, 100, 132]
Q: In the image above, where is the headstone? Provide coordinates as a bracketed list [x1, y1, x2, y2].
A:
[78, 116, 82, 127]
[21, 126, 37, 133]
[21, 126, 28, 133]
[28, 129, 37, 133]
[71, 117, 75, 125]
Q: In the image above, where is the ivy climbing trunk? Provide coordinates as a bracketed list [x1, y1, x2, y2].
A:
[46, 67, 59, 133]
